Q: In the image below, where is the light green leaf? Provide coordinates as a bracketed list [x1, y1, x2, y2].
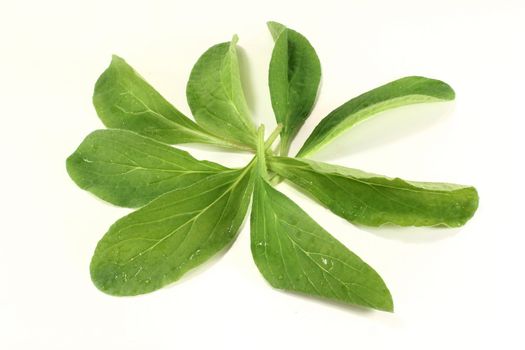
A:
[269, 156, 478, 227]
[267, 21, 321, 155]
[93, 56, 247, 150]
[66, 129, 229, 208]
[297, 76, 455, 157]
[267, 21, 286, 40]
[250, 128, 392, 311]
[90, 163, 255, 296]
[186, 36, 257, 149]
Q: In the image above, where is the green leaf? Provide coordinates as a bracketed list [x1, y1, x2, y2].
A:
[267, 21, 286, 40]
[251, 163, 391, 310]
[90, 163, 255, 296]
[297, 76, 455, 157]
[66, 129, 229, 208]
[93, 56, 247, 150]
[186, 36, 257, 149]
[269, 156, 478, 227]
[267, 21, 321, 155]
[250, 128, 392, 311]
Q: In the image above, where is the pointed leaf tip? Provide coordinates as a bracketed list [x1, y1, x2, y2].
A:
[267, 21, 286, 40]
[250, 178, 394, 311]
[110, 54, 123, 62]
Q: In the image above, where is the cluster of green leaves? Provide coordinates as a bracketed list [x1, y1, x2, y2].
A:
[67, 22, 478, 311]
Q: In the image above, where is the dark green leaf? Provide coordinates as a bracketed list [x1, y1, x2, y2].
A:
[297, 76, 455, 157]
[90, 163, 255, 296]
[93, 56, 246, 150]
[186, 36, 257, 149]
[269, 156, 478, 227]
[66, 129, 229, 208]
[267, 21, 321, 155]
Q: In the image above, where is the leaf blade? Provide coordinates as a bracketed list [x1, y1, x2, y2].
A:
[268, 22, 321, 155]
[66, 129, 229, 208]
[93, 56, 242, 149]
[90, 163, 255, 296]
[297, 76, 455, 157]
[267, 21, 286, 40]
[269, 156, 478, 227]
[186, 36, 257, 148]
[251, 129, 391, 311]
[251, 175, 393, 311]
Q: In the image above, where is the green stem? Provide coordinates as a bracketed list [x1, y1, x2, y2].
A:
[264, 124, 283, 150]
[191, 128, 255, 152]
[256, 125, 268, 179]
[279, 136, 291, 156]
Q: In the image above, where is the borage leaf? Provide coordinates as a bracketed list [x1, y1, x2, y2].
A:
[297, 76, 455, 157]
[93, 56, 245, 150]
[250, 127, 393, 311]
[187, 35, 257, 149]
[66, 129, 228, 208]
[90, 162, 255, 296]
[269, 156, 479, 227]
[267, 21, 321, 155]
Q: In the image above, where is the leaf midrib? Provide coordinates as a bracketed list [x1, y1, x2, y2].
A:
[114, 163, 254, 264]
[261, 181, 375, 308]
[116, 84, 252, 150]
[79, 158, 225, 174]
[274, 161, 461, 196]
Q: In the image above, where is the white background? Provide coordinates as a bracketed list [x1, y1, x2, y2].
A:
[1, 0, 524, 349]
